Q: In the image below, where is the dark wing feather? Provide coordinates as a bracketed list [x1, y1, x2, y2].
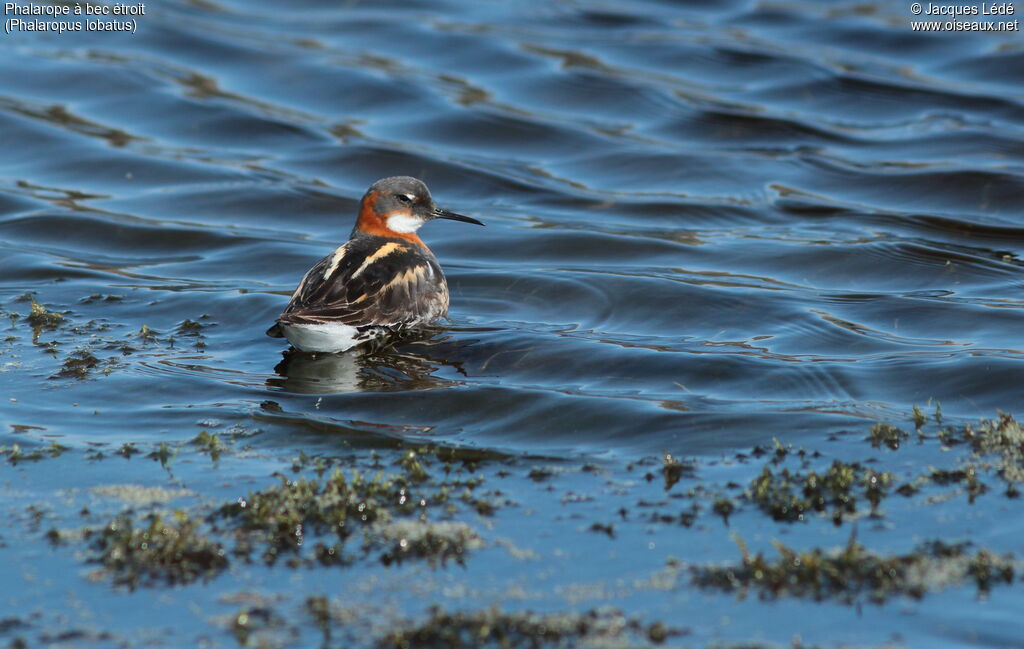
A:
[276, 238, 448, 329]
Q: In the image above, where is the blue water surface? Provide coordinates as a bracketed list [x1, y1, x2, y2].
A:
[1, 1, 1023, 647]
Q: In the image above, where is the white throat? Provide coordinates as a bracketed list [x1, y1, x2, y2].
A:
[386, 213, 425, 234]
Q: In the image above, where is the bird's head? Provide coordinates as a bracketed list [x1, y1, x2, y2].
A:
[353, 176, 483, 244]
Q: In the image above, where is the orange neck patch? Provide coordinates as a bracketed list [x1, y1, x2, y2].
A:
[353, 191, 426, 248]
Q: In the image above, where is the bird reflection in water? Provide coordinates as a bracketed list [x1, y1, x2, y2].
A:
[267, 328, 467, 394]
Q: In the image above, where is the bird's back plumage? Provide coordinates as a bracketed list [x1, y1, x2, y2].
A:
[271, 235, 448, 352]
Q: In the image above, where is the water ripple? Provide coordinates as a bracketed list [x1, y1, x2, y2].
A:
[2, 0, 1023, 449]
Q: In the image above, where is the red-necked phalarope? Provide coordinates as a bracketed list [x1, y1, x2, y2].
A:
[267, 176, 484, 353]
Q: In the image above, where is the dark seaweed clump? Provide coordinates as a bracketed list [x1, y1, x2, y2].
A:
[661, 452, 694, 491]
[88, 512, 228, 589]
[689, 536, 1017, 604]
[370, 520, 482, 568]
[219, 469, 431, 563]
[940, 412, 1024, 485]
[378, 606, 682, 649]
[878, 412, 1024, 498]
[76, 446, 499, 590]
[0, 441, 68, 465]
[745, 460, 892, 524]
[230, 606, 289, 648]
[8, 292, 216, 380]
[55, 349, 110, 379]
[26, 298, 64, 332]
[868, 423, 909, 450]
[216, 450, 496, 567]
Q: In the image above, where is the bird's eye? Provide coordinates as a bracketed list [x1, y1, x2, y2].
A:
[396, 194, 413, 204]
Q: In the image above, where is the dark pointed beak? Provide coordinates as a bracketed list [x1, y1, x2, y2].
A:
[432, 208, 484, 226]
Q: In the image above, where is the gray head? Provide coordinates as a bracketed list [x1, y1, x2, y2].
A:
[356, 176, 484, 236]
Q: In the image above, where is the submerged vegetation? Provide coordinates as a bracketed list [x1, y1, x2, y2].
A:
[660, 452, 694, 491]
[873, 412, 1024, 499]
[68, 444, 501, 590]
[26, 297, 64, 333]
[0, 441, 68, 465]
[216, 448, 498, 568]
[937, 412, 1024, 488]
[88, 512, 228, 589]
[221, 468, 434, 562]
[868, 423, 909, 450]
[23, 406, 1018, 628]
[377, 607, 682, 649]
[370, 519, 482, 567]
[688, 535, 1017, 604]
[745, 461, 892, 524]
[4, 292, 213, 380]
[3, 316, 1024, 649]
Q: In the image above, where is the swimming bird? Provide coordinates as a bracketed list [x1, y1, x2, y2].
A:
[267, 176, 484, 353]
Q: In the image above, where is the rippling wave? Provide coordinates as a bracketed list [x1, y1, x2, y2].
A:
[3, 2, 1024, 648]
[2, 0, 1022, 454]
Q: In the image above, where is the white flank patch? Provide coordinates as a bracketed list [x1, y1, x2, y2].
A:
[280, 322, 378, 353]
[386, 212, 425, 233]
